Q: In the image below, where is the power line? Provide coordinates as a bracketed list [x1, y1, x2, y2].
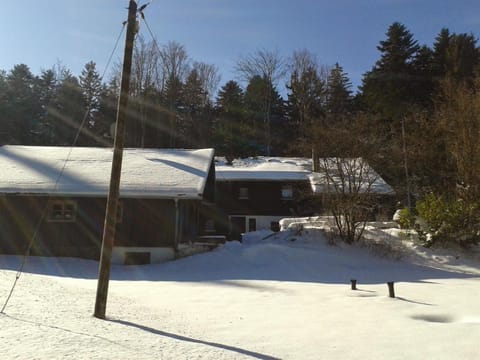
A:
[139, 8, 162, 56]
[101, 21, 127, 81]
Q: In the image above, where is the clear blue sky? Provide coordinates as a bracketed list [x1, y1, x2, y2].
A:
[1, 0, 479, 94]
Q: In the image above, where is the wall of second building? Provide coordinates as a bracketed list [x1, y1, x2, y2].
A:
[215, 180, 311, 217]
[214, 180, 312, 240]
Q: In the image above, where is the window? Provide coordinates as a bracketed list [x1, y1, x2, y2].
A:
[48, 200, 77, 222]
[238, 187, 249, 199]
[281, 185, 293, 200]
[248, 218, 256, 232]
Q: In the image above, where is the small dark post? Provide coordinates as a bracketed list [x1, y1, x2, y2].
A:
[350, 279, 357, 290]
[94, 0, 137, 320]
[387, 282, 395, 298]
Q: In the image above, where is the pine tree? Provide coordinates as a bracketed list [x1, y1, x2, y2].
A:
[325, 63, 353, 119]
[4, 64, 38, 144]
[0, 70, 9, 144]
[180, 68, 205, 147]
[445, 33, 479, 83]
[162, 73, 184, 147]
[95, 82, 118, 146]
[244, 75, 284, 154]
[285, 50, 325, 155]
[360, 23, 426, 196]
[213, 80, 249, 160]
[47, 70, 84, 145]
[79, 62, 102, 128]
[411, 45, 435, 109]
[361, 22, 421, 118]
[432, 28, 451, 78]
[216, 80, 244, 114]
[33, 69, 57, 144]
[235, 49, 286, 155]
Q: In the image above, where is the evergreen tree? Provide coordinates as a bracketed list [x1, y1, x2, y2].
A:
[33, 69, 57, 144]
[216, 80, 244, 114]
[325, 63, 353, 119]
[359, 23, 427, 195]
[95, 81, 118, 146]
[162, 73, 184, 147]
[180, 68, 205, 147]
[361, 22, 421, 118]
[214, 80, 251, 160]
[432, 29, 480, 84]
[235, 49, 286, 155]
[0, 70, 9, 143]
[411, 45, 435, 109]
[285, 49, 326, 155]
[79, 61, 102, 133]
[4, 64, 38, 144]
[244, 75, 284, 154]
[432, 28, 451, 78]
[445, 33, 479, 83]
[47, 71, 84, 145]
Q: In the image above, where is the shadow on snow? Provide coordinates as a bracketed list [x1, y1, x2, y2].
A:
[0, 238, 478, 285]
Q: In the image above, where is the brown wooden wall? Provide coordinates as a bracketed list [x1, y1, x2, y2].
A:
[0, 195, 200, 260]
[215, 180, 311, 217]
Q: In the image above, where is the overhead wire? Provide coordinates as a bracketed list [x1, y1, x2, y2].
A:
[1, 20, 128, 314]
[139, 7, 162, 55]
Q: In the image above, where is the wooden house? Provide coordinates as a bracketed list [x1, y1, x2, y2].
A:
[215, 158, 313, 240]
[0, 145, 216, 264]
[214, 157, 396, 240]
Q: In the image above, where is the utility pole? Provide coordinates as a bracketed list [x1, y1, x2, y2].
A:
[94, 0, 137, 319]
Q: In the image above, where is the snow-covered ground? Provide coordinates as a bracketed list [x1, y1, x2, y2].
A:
[1, 225, 479, 359]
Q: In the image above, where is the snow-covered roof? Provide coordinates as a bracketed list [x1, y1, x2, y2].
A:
[215, 156, 394, 195]
[0, 146, 214, 199]
[215, 157, 311, 181]
[309, 158, 395, 195]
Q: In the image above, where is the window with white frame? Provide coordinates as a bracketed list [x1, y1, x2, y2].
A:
[238, 187, 249, 199]
[281, 185, 293, 200]
[48, 200, 77, 222]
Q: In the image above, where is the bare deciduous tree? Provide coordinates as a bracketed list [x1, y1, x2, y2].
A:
[131, 35, 160, 96]
[192, 61, 221, 106]
[437, 78, 480, 202]
[314, 157, 381, 243]
[158, 41, 191, 147]
[311, 115, 387, 243]
[159, 41, 190, 91]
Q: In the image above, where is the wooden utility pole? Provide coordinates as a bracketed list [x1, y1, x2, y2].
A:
[94, 0, 137, 319]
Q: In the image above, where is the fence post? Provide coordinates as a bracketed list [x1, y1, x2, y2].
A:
[350, 279, 357, 290]
[387, 282, 395, 298]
